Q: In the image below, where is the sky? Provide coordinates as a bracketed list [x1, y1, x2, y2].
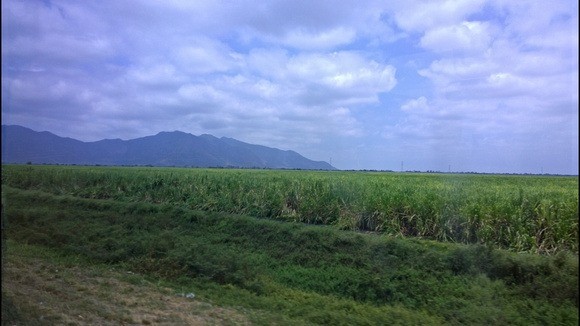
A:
[2, 0, 578, 174]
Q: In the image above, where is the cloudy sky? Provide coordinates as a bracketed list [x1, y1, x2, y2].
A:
[2, 0, 578, 174]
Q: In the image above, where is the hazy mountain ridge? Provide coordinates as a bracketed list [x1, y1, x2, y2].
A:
[1, 125, 335, 170]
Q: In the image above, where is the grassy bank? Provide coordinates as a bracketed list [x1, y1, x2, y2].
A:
[3, 185, 578, 325]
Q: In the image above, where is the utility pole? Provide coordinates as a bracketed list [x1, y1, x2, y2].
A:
[401, 161, 404, 172]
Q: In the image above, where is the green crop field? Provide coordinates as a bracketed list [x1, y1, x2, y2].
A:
[2, 164, 578, 324]
[2, 165, 578, 253]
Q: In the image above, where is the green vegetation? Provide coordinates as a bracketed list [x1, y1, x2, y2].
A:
[2, 168, 578, 324]
[2, 165, 577, 253]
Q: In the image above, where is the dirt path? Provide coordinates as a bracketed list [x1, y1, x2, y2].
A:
[2, 245, 251, 325]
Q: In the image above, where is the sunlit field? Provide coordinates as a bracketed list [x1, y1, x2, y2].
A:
[2, 165, 577, 253]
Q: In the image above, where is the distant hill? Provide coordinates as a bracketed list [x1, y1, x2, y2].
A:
[1, 125, 336, 170]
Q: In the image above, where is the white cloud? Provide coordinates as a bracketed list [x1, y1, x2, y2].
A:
[173, 38, 241, 75]
[401, 96, 429, 112]
[126, 63, 184, 86]
[420, 21, 497, 54]
[244, 50, 398, 107]
[279, 27, 356, 50]
[390, 1, 578, 173]
[177, 84, 226, 104]
[390, 0, 486, 32]
[246, 48, 290, 79]
[285, 52, 397, 104]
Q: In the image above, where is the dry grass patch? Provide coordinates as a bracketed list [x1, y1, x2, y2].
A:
[2, 244, 250, 325]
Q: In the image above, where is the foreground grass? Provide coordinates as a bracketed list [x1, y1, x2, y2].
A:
[2, 186, 578, 325]
[2, 241, 442, 325]
[2, 241, 253, 325]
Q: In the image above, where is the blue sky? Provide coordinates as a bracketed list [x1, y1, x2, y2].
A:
[2, 0, 578, 174]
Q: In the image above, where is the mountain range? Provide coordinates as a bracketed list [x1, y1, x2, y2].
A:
[1, 125, 335, 170]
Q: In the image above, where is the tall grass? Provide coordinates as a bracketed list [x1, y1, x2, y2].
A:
[2, 165, 577, 253]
